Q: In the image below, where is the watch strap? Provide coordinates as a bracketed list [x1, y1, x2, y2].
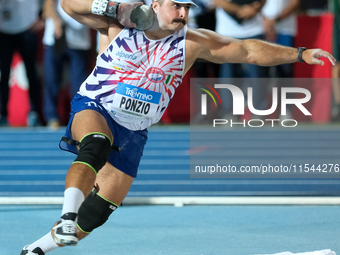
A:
[91, 0, 121, 19]
[298, 47, 307, 63]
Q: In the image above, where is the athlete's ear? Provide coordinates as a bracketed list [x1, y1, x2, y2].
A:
[152, 0, 160, 14]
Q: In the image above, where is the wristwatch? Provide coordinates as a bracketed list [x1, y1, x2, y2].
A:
[104, 1, 120, 19]
[298, 47, 307, 63]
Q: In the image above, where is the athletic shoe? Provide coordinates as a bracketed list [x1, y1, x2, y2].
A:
[52, 216, 78, 246]
[20, 245, 44, 255]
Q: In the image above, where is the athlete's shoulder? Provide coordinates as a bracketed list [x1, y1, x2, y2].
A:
[187, 27, 224, 41]
[185, 28, 209, 55]
[185, 27, 215, 48]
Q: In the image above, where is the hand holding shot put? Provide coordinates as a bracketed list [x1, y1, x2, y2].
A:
[20, 0, 336, 254]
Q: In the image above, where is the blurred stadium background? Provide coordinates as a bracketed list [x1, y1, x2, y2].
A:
[2, 1, 340, 254]
[1, 0, 340, 204]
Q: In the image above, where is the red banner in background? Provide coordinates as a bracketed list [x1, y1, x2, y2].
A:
[294, 13, 334, 123]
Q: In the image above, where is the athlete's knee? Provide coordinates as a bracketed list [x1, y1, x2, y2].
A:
[77, 189, 118, 233]
[74, 133, 112, 173]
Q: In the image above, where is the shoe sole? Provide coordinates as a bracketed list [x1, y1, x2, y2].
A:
[53, 234, 78, 246]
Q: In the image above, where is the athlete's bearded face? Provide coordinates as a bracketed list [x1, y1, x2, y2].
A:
[153, 0, 190, 31]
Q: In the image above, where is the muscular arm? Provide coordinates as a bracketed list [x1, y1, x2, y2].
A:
[61, 0, 143, 35]
[186, 28, 336, 69]
[241, 40, 303, 66]
[60, 0, 110, 32]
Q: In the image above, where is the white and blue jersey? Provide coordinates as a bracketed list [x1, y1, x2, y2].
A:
[78, 26, 187, 130]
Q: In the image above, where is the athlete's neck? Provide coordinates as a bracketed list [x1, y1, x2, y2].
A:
[144, 29, 175, 40]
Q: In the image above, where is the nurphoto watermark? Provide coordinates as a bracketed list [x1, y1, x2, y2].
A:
[190, 78, 340, 179]
[197, 81, 311, 128]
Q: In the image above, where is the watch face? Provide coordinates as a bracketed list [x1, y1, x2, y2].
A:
[107, 3, 116, 15]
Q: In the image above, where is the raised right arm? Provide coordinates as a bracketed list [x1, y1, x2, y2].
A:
[60, 0, 110, 33]
[61, 0, 144, 34]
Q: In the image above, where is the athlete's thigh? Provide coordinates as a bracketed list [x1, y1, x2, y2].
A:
[95, 162, 134, 205]
[71, 109, 113, 143]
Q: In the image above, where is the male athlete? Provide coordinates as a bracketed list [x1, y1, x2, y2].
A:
[20, 0, 336, 254]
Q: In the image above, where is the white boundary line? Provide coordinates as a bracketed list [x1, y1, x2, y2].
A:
[1, 197, 340, 205]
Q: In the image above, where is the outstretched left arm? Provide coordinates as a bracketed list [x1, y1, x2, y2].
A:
[187, 28, 336, 68]
[241, 39, 336, 66]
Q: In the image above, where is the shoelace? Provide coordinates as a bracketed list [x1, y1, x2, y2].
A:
[62, 221, 76, 234]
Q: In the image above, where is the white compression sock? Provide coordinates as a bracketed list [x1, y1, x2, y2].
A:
[27, 232, 59, 254]
[26, 188, 85, 253]
[61, 187, 85, 216]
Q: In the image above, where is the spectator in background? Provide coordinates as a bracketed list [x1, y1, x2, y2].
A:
[262, 0, 299, 119]
[42, 0, 91, 129]
[0, 0, 44, 127]
[332, 62, 340, 121]
[262, 0, 300, 78]
[213, 0, 269, 119]
[193, 0, 220, 78]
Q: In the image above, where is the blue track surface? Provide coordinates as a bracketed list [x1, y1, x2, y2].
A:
[1, 126, 340, 197]
[1, 126, 340, 254]
[2, 204, 339, 255]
